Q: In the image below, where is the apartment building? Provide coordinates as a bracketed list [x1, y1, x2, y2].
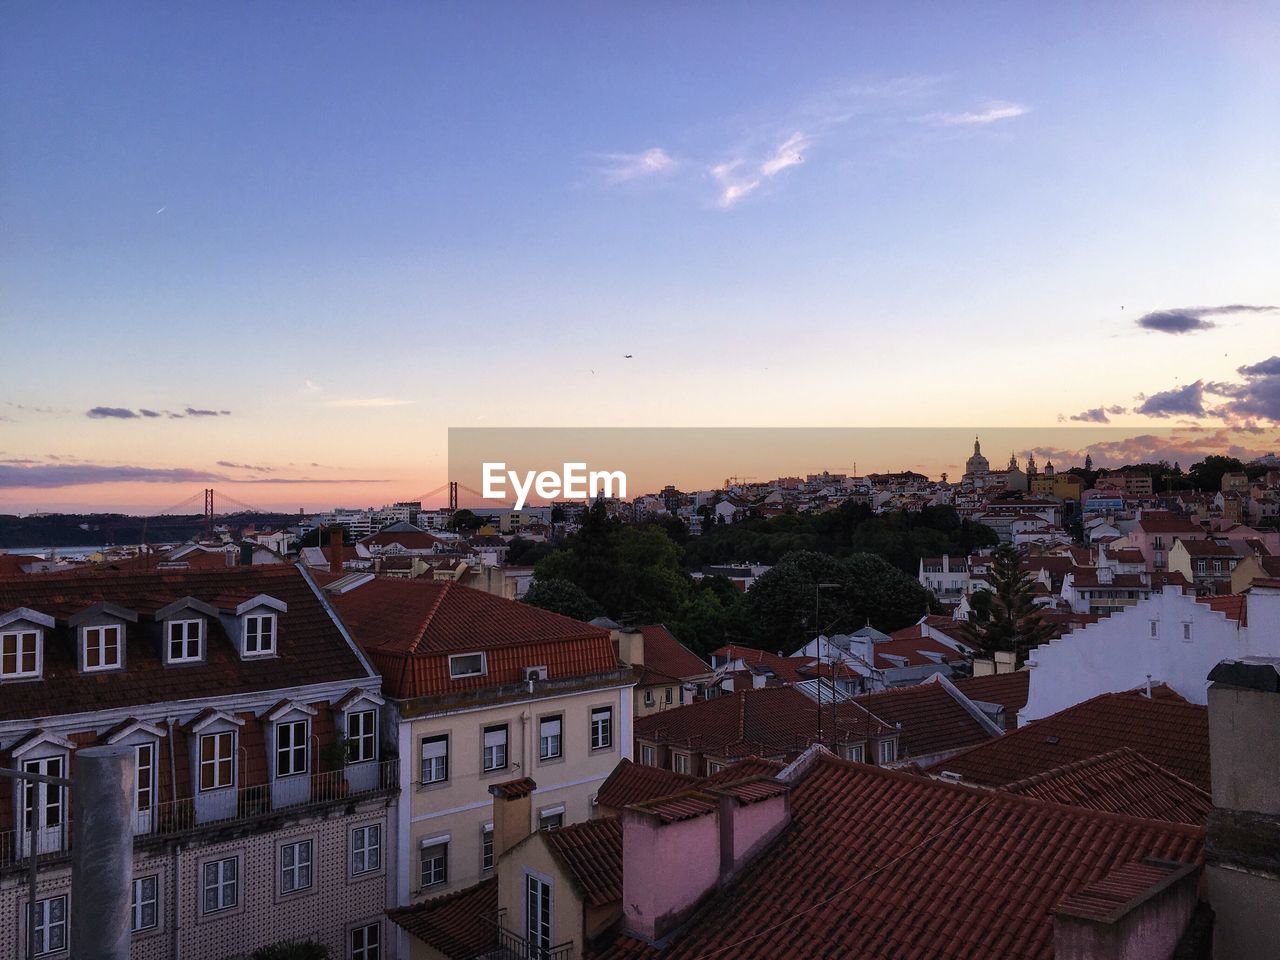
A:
[324, 575, 634, 951]
[0, 565, 395, 960]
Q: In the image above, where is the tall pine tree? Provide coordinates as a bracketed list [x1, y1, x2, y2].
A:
[961, 543, 1056, 666]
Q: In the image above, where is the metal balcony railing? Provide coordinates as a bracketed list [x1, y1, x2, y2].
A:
[489, 923, 574, 960]
[1, 759, 397, 870]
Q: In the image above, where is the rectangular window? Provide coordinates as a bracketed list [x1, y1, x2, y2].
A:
[23, 755, 65, 831]
[481, 825, 494, 872]
[526, 874, 552, 954]
[280, 839, 313, 893]
[167, 620, 202, 663]
[539, 716, 562, 761]
[352, 824, 382, 876]
[420, 843, 447, 888]
[539, 809, 563, 832]
[199, 732, 234, 791]
[33, 894, 67, 955]
[348, 710, 377, 763]
[879, 740, 896, 764]
[590, 707, 613, 750]
[421, 735, 448, 784]
[350, 923, 380, 960]
[706, 761, 724, 774]
[83, 624, 122, 671]
[483, 724, 508, 772]
[448, 652, 486, 678]
[244, 614, 276, 656]
[276, 720, 308, 778]
[131, 875, 158, 932]
[671, 753, 689, 774]
[1150, 620, 1159, 638]
[640, 745, 655, 767]
[135, 742, 155, 813]
[1184, 622, 1193, 641]
[845, 744, 865, 763]
[202, 857, 238, 913]
[1, 629, 40, 678]
[664, 687, 673, 705]
[643, 689, 655, 707]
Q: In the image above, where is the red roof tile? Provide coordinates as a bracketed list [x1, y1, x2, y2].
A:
[1053, 859, 1194, 923]
[596, 759, 700, 810]
[387, 877, 496, 958]
[855, 682, 996, 760]
[1002, 748, 1212, 825]
[635, 687, 893, 760]
[591, 754, 1202, 960]
[636, 625, 710, 681]
[545, 817, 623, 907]
[327, 577, 621, 698]
[927, 686, 1210, 791]
[951, 671, 1030, 729]
[1198, 593, 1246, 625]
[873, 632, 967, 669]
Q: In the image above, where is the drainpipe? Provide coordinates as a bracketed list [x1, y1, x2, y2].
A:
[69, 745, 133, 960]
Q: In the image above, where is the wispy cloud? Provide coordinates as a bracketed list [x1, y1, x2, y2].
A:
[86, 405, 231, 420]
[930, 100, 1029, 126]
[86, 407, 140, 419]
[303, 379, 322, 393]
[1135, 304, 1276, 334]
[322, 397, 414, 408]
[712, 132, 811, 209]
[216, 460, 274, 472]
[598, 148, 677, 184]
[1069, 406, 1127, 424]
[0, 461, 385, 489]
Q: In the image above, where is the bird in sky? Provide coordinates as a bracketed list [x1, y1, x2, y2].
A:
[155, 205, 167, 214]
[624, 354, 633, 359]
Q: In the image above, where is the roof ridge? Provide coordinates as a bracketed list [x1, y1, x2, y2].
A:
[410, 580, 454, 653]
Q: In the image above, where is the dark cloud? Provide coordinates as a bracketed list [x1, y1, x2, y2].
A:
[139, 409, 162, 418]
[1070, 408, 1112, 423]
[1106, 405, 1127, 415]
[86, 406, 140, 419]
[1136, 304, 1276, 334]
[1238, 356, 1280, 378]
[1135, 381, 1206, 418]
[1209, 355, 1280, 422]
[0, 461, 384, 489]
[185, 407, 230, 417]
[216, 460, 273, 472]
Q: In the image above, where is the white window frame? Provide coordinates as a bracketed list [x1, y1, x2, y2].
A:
[22, 754, 66, 837]
[525, 873, 553, 955]
[643, 689, 655, 707]
[243, 613, 277, 657]
[202, 857, 238, 914]
[166, 619, 203, 663]
[879, 739, 896, 764]
[448, 652, 487, 679]
[481, 823, 495, 872]
[640, 745, 655, 767]
[347, 709, 377, 764]
[350, 922, 380, 960]
[671, 752, 690, 775]
[590, 706, 613, 751]
[420, 841, 448, 888]
[482, 724, 508, 773]
[275, 719, 309, 778]
[32, 893, 68, 956]
[82, 623, 123, 672]
[352, 824, 382, 876]
[706, 761, 724, 774]
[1, 628, 42, 679]
[198, 731, 235, 792]
[135, 741, 157, 815]
[280, 839, 314, 894]
[131, 875, 159, 932]
[539, 715, 563, 761]
[846, 743, 865, 763]
[421, 735, 449, 784]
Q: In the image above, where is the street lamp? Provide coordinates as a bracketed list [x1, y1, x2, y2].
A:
[814, 583, 840, 744]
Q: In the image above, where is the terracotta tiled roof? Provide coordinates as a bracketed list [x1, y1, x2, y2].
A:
[596, 759, 699, 810]
[1198, 593, 1246, 625]
[1177, 539, 1235, 557]
[1001, 748, 1212, 825]
[0, 566, 371, 723]
[927, 686, 1210, 791]
[951, 672, 1030, 729]
[635, 687, 893, 760]
[590, 754, 1202, 960]
[545, 817, 623, 907]
[387, 877, 497, 959]
[855, 682, 996, 760]
[0, 554, 45, 576]
[637, 625, 710, 680]
[702, 756, 784, 784]
[360, 530, 443, 550]
[489, 776, 537, 800]
[873, 631, 967, 669]
[326, 577, 620, 699]
[1135, 515, 1204, 534]
[1053, 859, 1193, 922]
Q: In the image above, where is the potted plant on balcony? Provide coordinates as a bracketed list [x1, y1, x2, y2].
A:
[319, 734, 351, 798]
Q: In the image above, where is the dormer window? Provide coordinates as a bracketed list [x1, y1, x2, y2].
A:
[168, 619, 204, 663]
[244, 614, 276, 656]
[449, 652, 486, 679]
[1, 629, 41, 679]
[83, 624, 123, 672]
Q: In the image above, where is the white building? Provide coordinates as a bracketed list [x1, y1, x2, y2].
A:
[1022, 583, 1280, 723]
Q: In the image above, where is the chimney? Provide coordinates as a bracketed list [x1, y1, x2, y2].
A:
[488, 777, 536, 861]
[621, 779, 790, 943]
[1053, 859, 1200, 960]
[614, 626, 645, 667]
[1204, 656, 1280, 959]
[326, 528, 343, 572]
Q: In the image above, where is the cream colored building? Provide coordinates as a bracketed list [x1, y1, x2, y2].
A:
[327, 575, 634, 957]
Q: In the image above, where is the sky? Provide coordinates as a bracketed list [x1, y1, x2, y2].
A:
[2, 2, 1279, 514]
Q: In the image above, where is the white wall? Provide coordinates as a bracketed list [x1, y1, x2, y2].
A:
[1022, 585, 1280, 723]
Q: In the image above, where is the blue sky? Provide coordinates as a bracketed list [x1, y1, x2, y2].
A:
[2, 2, 1278, 511]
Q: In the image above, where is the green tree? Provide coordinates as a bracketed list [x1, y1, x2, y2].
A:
[959, 544, 1056, 666]
[1188, 455, 1246, 493]
[250, 941, 331, 960]
[522, 578, 605, 621]
[448, 509, 485, 532]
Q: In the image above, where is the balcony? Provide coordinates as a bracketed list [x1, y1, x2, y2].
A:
[483, 921, 574, 960]
[2, 759, 397, 871]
